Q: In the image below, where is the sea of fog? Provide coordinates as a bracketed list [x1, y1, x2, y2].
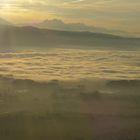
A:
[0, 48, 139, 81]
[0, 48, 140, 140]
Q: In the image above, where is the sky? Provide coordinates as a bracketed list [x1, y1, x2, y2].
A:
[0, 0, 140, 35]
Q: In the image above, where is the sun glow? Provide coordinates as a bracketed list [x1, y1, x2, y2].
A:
[0, 0, 139, 36]
[0, 0, 10, 5]
[0, 0, 14, 10]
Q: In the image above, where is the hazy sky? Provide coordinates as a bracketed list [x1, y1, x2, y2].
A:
[0, 0, 140, 34]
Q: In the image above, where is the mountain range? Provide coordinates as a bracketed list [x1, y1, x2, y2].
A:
[34, 19, 131, 37]
[0, 18, 140, 51]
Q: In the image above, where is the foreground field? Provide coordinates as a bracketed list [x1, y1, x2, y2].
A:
[0, 76, 140, 140]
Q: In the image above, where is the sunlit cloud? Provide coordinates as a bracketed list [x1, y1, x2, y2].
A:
[0, 0, 139, 35]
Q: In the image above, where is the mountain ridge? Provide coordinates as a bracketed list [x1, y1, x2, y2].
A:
[0, 18, 12, 26]
[34, 19, 137, 38]
[0, 24, 140, 51]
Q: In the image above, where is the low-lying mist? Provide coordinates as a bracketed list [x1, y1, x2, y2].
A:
[0, 48, 140, 140]
[0, 75, 140, 140]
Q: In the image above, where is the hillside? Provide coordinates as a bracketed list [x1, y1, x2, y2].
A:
[0, 24, 140, 51]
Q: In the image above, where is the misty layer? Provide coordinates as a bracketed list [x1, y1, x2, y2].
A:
[0, 75, 140, 140]
[0, 49, 140, 81]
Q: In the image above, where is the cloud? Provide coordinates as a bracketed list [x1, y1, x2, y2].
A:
[64, 0, 85, 4]
[0, 0, 139, 35]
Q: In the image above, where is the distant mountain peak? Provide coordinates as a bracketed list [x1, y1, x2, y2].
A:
[35, 19, 94, 31]
[43, 19, 64, 24]
[34, 19, 134, 37]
